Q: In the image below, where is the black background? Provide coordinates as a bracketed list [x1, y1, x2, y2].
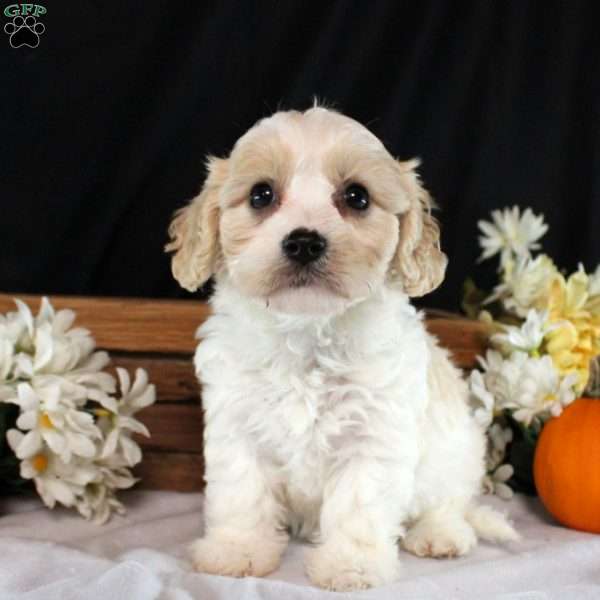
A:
[2, 1, 599, 310]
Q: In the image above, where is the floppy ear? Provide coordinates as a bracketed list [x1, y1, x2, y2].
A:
[165, 157, 229, 292]
[389, 159, 448, 297]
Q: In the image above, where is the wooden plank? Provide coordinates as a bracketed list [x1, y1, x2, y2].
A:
[134, 451, 204, 491]
[110, 353, 200, 403]
[0, 293, 489, 368]
[0, 293, 208, 354]
[135, 403, 204, 453]
[426, 319, 490, 369]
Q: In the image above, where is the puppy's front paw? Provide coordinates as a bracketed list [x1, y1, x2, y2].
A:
[190, 533, 284, 577]
[304, 539, 400, 591]
[403, 516, 476, 559]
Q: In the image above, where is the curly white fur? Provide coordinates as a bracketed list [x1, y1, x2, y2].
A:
[168, 107, 518, 591]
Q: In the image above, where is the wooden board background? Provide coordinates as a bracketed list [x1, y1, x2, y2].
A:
[0, 293, 489, 491]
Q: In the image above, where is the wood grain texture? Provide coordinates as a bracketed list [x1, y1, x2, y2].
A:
[110, 354, 200, 403]
[134, 403, 204, 453]
[134, 452, 204, 491]
[0, 293, 208, 354]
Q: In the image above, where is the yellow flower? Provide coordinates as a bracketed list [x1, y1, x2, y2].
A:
[540, 267, 600, 393]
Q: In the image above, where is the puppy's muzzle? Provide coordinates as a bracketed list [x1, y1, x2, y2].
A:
[281, 228, 327, 266]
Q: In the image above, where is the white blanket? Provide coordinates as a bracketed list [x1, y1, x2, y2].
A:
[1, 491, 599, 599]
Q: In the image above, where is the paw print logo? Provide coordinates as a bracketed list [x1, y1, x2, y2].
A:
[4, 15, 45, 48]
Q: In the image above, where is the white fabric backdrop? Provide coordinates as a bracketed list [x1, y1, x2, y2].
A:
[1, 491, 599, 599]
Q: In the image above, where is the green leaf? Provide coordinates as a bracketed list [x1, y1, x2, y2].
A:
[0, 402, 27, 494]
[0, 403, 19, 456]
[461, 278, 488, 319]
[505, 413, 540, 496]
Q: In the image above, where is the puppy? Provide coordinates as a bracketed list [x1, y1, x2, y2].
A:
[166, 107, 517, 591]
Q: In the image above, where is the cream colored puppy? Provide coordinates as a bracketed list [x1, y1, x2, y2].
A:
[166, 107, 517, 591]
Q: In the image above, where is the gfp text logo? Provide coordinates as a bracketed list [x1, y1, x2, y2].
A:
[4, 4, 46, 48]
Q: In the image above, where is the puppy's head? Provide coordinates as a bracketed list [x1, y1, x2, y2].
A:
[166, 108, 447, 314]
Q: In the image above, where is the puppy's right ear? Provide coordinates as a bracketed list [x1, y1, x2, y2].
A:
[165, 157, 229, 292]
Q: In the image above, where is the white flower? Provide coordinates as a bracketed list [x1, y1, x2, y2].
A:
[6, 383, 101, 463]
[4, 299, 33, 349]
[0, 301, 31, 381]
[487, 423, 513, 471]
[502, 355, 577, 425]
[5, 433, 97, 508]
[474, 349, 578, 426]
[100, 368, 155, 467]
[75, 483, 127, 525]
[589, 264, 600, 297]
[468, 370, 495, 428]
[476, 349, 525, 409]
[483, 463, 514, 500]
[2, 297, 156, 524]
[13, 312, 95, 377]
[74, 459, 137, 524]
[32, 353, 118, 414]
[0, 337, 13, 381]
[491, 309, 553, 354]
[486, 255, 558, 317]
[478, 206, 548, 268]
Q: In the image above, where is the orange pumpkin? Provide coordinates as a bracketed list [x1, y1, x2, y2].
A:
[533, 398, 600, 534]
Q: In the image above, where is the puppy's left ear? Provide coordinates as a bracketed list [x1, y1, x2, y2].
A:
[389, 159, 448, 297]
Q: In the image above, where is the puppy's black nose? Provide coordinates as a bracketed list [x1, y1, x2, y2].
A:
[281, 228, 327, 265]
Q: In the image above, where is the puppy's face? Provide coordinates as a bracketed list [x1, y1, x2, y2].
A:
[167, 108, 447, 315]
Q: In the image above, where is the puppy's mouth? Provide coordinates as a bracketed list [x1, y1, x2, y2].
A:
[288, 265, 324, 288]
[269, 262, 342, 295]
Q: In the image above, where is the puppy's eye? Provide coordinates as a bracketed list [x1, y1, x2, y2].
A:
[249, 182, 275, 209]
[343, 183, 370, 211]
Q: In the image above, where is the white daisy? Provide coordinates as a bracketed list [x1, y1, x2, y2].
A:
[486, 255, 558, 317]
[14, 315, 95, 377]
[7, 299, 34, 349]
[2, 297, 156, 524]
[475, 348, 578, 426]
[74, 456, 138, 524]
[100, 368, 155, 467]
[478, 206, 548, 269]
[476, 349, 526, 409]
[483, 463, 514, 500]
[5, 433, 97, 509]
[0, 337, 13, 381]
[504, 355, 577, 425]
[589, 264, 600, 297]
[75, 483, 127, 525]
[468, 369, 495, 428]
[487, 423, 513, 471]
[0, 301, 30, 381]
[491, 309, 553, 354]
[6, 382, 101, 462]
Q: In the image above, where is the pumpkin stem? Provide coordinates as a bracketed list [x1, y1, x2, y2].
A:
[584, 355, 600, 398]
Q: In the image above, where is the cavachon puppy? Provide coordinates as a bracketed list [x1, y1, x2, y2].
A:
[166, 106, 518, 592]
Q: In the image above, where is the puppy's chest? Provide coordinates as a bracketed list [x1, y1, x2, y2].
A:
[241, 340, 382, 463]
